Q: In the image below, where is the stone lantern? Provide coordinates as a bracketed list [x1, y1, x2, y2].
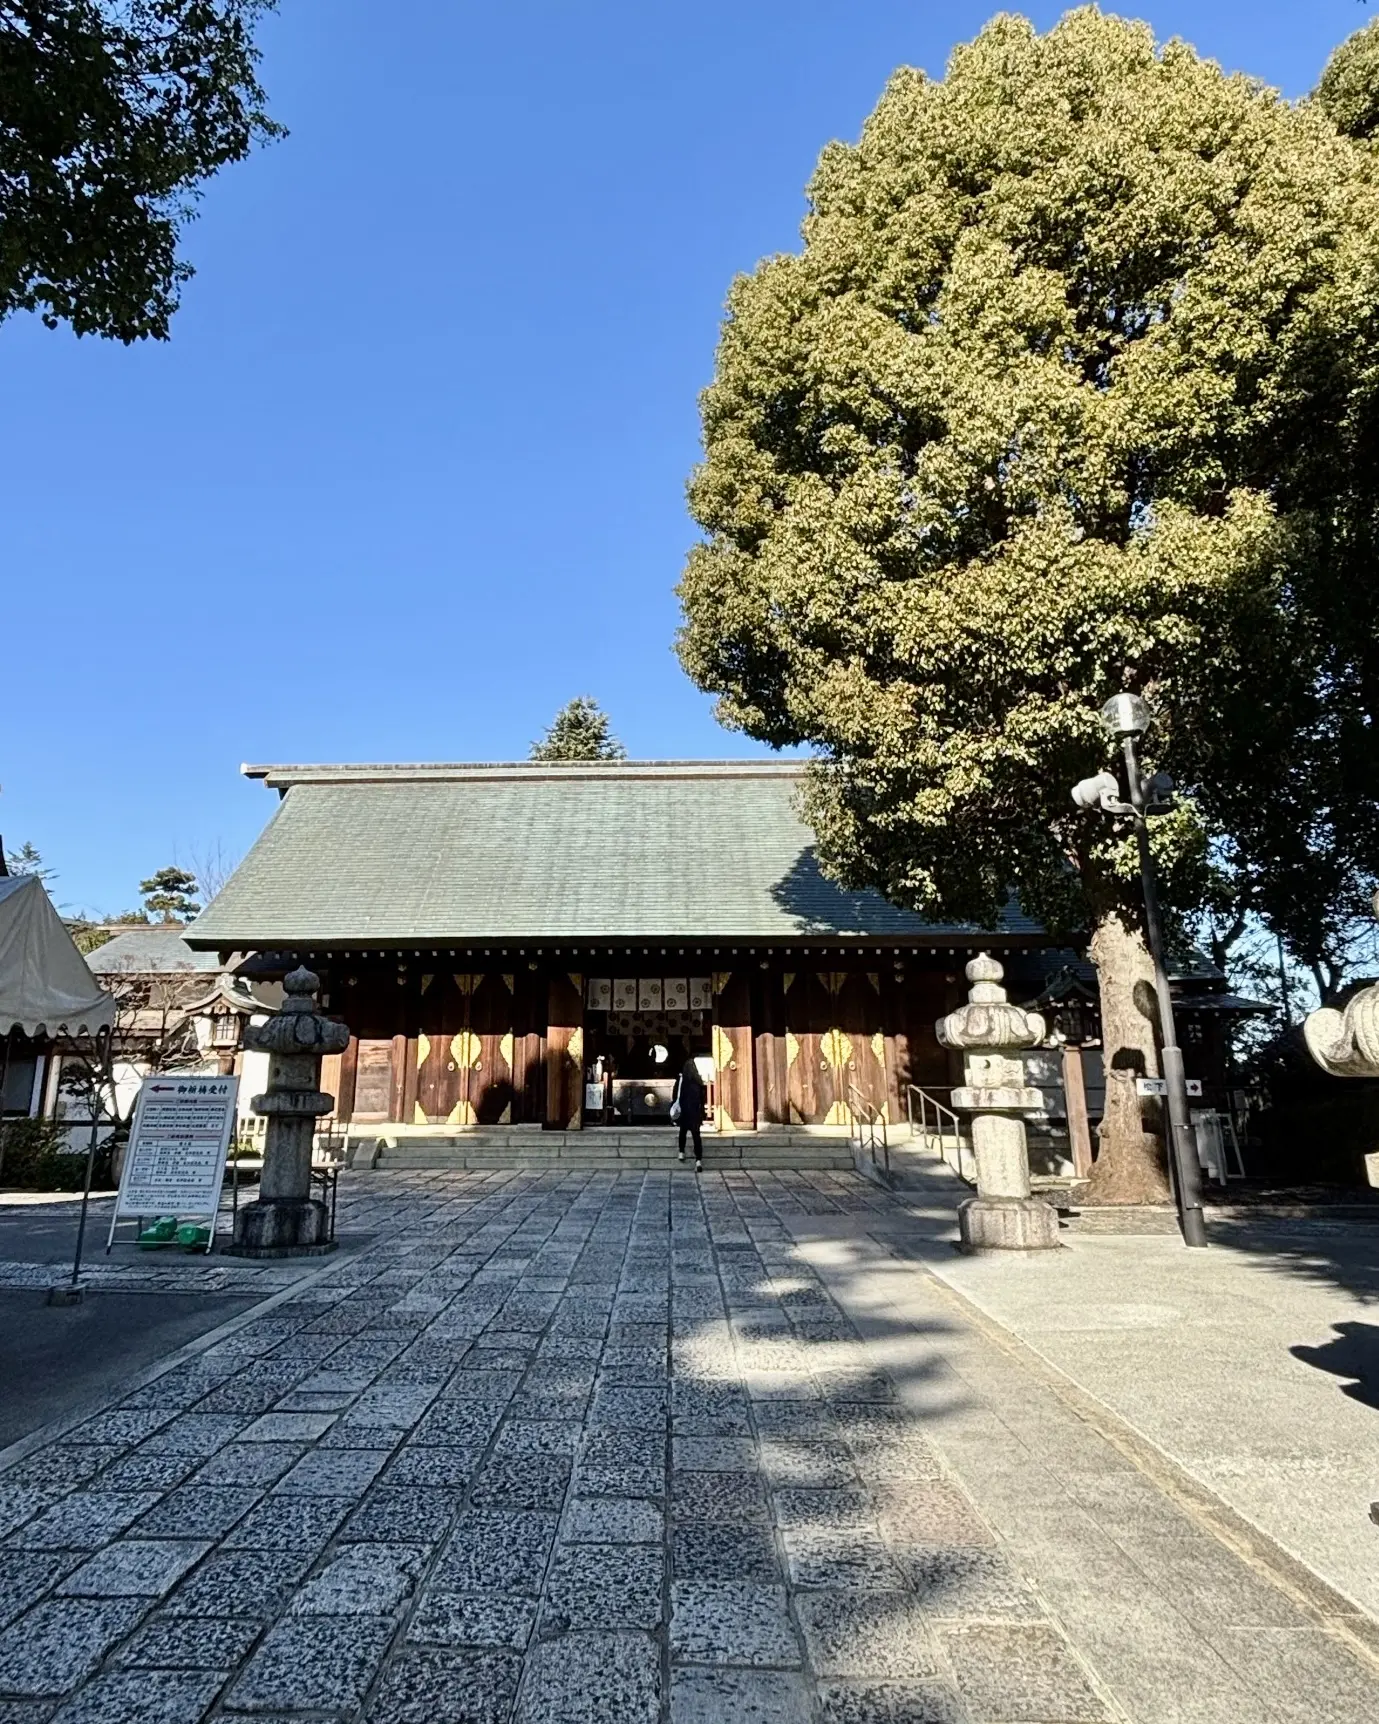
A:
[937, 953, 1060, 1251]
[1305, 896, 1379, 1080]
[227, 966, 349, 1257]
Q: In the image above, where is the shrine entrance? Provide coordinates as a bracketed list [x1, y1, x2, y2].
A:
[581, 974, 714, 1126]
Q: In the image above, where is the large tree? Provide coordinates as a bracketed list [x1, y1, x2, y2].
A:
[1, 0, 282, 341]
[678, 8, 1379, 1200]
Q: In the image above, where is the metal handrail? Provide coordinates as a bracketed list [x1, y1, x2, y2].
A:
[906, 1084, 971, 1180]
[846, 1082, 890, 1178]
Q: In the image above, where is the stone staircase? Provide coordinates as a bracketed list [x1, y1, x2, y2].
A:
[346, 1127, 859, 1173]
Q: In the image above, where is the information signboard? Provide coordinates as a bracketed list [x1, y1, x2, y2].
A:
[108, 1074, 239, 1252]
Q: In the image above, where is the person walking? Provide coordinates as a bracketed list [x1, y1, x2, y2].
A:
[674, 1052, 707, 1171]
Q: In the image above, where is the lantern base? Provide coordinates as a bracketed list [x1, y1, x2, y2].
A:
[958, 1196, 1060, 1252]
[225, 1198, 335, 1258]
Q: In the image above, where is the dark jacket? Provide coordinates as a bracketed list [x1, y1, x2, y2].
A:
[676, 1060, 706, 1126]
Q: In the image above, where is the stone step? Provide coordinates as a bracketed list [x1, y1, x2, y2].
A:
[372, 1140, 856, 1172]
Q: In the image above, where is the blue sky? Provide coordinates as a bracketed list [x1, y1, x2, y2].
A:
[1, 0, 1365, 914]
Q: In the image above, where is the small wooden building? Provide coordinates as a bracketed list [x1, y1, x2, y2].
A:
[188, 761, 1056, 1142]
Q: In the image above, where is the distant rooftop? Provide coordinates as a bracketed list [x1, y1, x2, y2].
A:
[87, 927, 222, 975]
[189, 759, 1043, 951]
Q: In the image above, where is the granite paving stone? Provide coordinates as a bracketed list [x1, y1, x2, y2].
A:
[672, 1436, 758, 1473]
[289, 1544, 426, 1615]
[406, 1591, 536, 1650]
[130, 1485, 260, 1540]
[220, 1495, 350, 1553]
[236, 1412, 337, 1444]
[0, 1598, 150, 1695]
[138, 1415, 250, 1456]
[46, 1668, 226, 1724]
[0, 1552, 79, 1631]
[873, 1483, 996, 1550]
[561, 1498, 663, 1544]
[274, 1447, 391, 1497]
[363, 1646, 520, 1724]
[757, 1439, 856, 1489]
[94, 1454, 200, 1494]
[159, 1551, 315, 1619]
[815, 1680, 966, 1724]
[471, 1457, 571, 1511]
[384, 1446, 481, 1489]
[795, 1591, 940, 1680]
[55, 1540, 207, 1598]
[189, 1446, 306, 1488]
[8, 1492, 161, 1551]
[0, 1700, 55, 1724]
[493, 1420, 582, 1459]
[225, 1615, 396, 1712]
[672, 1523, 782, 1582]
[673, 1472, 770, 1523]
[669, 1580, 800, 1667]
[897, 1547, 1044, 1621]
[540, 1542, 663, 1633]
[939, 1623, 1111, 1721]
[782, 1527, 906, 1591]
[430, 1511, 557, 1594]
[515, 1630, 659, 1724]
[113, 1614, 263, 1669]
[670, 1667, 813, 1724]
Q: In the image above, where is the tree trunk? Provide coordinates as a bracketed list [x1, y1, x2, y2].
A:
[1084, 910, 1172, 1205]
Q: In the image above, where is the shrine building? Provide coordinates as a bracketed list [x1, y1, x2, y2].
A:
[187, 760, 1058, 1161]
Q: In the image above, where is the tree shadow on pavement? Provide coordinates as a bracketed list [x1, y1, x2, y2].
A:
[1198, 1216, 1379, 1305]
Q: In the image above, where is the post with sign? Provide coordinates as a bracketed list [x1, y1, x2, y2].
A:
[227, 966, 349, 1258]
[108, 1075, 239, 1253]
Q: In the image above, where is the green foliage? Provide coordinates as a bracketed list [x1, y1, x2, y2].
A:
[1315, 17, 1379, 142]
[530, 697, 628, 762]
[679, 8, 1379, 955]
[68, 920, 113, 954]
[0, 0, 283, 342]
[139, 864, 201, 922]
[0, 1116, 111, 1191]
[3, 840, 52, 881]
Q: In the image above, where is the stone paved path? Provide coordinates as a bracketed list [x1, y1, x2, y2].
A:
[0, 1169, 1375, 1723]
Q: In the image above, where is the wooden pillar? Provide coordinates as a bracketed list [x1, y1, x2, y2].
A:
[713, 971, 756, 1131]
[389, 1033, 408, 1123]
[334, 1038, 359, 1123]
[545, 972, 584, 1130]
[1063, 1044, 1094, 1178]
[753, 968, 788, 1127]
[880, 970, 912, 1127]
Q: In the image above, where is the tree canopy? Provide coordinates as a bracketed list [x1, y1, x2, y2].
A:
[530, 697, 627, 762]
[678, 7, 1379, 1194]
[1315, 16, 1379, 142]
[139, 864, 201, 922]
[0, 0, 282, 341]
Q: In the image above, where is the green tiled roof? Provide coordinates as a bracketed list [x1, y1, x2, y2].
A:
[186, 761, 1039, 948]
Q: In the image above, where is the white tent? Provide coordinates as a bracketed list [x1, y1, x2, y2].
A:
[0, 874, 115, 1038]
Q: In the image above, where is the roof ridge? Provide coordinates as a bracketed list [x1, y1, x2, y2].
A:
[243, 759, 810, 788]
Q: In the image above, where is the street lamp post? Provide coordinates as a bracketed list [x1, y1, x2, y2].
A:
[1072, 694, 1208, 1249]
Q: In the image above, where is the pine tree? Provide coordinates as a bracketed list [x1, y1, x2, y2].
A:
[530, 698, 627, 762]
[139, 866, 202, 924]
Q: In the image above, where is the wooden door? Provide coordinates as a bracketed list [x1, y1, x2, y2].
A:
[712, 971, 756, 1131]
[545, 972, 584, 1129]
[471, 972, 515, 1124]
